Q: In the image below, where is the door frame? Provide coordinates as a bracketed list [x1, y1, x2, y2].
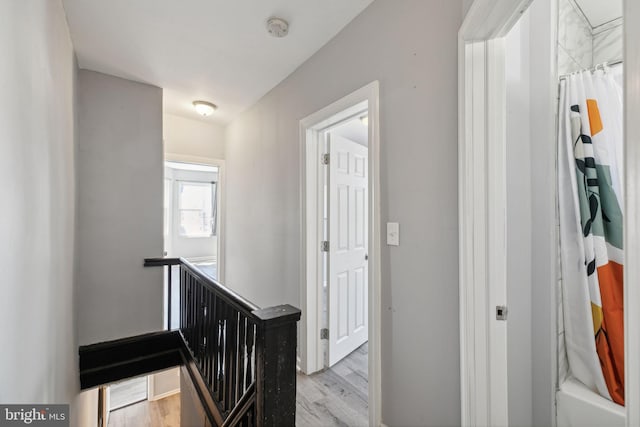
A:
[458, 1, 544, 426]
[164, 153, 226, 282]
[299, 81, 381, 427]
[625, 2, 640, 426]
[462, 1, 640, 427]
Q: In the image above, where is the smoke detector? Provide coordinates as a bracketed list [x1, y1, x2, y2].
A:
[266, 17, 289, 38]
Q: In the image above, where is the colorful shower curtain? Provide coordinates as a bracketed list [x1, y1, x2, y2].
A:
[558, 67, 625, 405]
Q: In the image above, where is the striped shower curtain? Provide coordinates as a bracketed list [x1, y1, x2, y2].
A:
[558, 67, 624, 405]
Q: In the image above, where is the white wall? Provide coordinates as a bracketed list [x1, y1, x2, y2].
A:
[76, 70, 164, 345]
[0, 0, 78, 405]
[506, 12, 534, 427]
[558, 0, 623, 75]
[558, 0, 593, 74]
[593, 24, 623, 65]
[225, 1, 461, 425]
[164, 113, 225, 160]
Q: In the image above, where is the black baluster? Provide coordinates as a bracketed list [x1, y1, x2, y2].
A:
[227, 308, 238, 410]
[246, 321, 254, 389]
[198, 283, 206, 367]
[212, 293, 220, 396]
[180, 267, 185, 330]
[205, 289, 213, 391]
[218, 305, 226, 405]
[167, 264, 172, 330]
[237, 314, 246, 397]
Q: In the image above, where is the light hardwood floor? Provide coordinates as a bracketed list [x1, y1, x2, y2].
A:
[108, 343, 367, 427]
[107, 394, 180, 427]
[296, 343, 368, 427]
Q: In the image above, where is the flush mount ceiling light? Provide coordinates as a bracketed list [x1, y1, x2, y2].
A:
[266, 17, 289, 38]
[192, 100, 217, 116]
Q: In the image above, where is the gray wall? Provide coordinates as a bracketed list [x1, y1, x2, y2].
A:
[506, 11, 534, 427]
[76, 70, 164, 345]
[224, 1, 461, 425]
[0, 0, 78, 405]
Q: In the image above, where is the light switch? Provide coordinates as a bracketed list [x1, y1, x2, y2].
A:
[387, 222, 399, 246]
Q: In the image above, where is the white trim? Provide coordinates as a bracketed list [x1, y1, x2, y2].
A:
[148, 388, 180, 402]
[300, 123, 325, 374]
[299, 81, 382, 427]
[486, 37, 508, 427]
[147, 373, 154, 401]
[164, 153, 226, 283]
[625, 2, 640, 426]
[458, 1, 533, 426]
[460, 0, 533, 40]
[164, 153, 223, 166]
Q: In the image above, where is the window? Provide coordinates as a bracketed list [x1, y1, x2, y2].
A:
[178, 180, 216, 237]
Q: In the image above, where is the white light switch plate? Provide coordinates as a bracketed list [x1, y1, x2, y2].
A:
[387, 222, 399, 246]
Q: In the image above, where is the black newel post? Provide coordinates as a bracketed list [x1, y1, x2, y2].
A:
[253, 304, 301, 427]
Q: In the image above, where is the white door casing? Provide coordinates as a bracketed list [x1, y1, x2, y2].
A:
[458, 1, 534, 426]
[328, 134, 369, 366]
[625, 2, 640, 427]
[299, 81, 381, 426]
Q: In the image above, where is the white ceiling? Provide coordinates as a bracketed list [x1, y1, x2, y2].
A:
[62, 0, 373, 124]
[574, 0, 622, 28]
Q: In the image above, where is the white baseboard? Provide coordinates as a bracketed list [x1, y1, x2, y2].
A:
[148, 388, 180, 402]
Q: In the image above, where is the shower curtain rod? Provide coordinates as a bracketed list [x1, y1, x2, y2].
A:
[559, 59, 623, 80]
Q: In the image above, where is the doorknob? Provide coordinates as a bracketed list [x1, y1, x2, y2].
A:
[365, 254, 368, 260]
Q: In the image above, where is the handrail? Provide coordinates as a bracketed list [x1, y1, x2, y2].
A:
[144, 257, 260, 315]
[143, 257, 181, 266]
[180, 258, 261, 314]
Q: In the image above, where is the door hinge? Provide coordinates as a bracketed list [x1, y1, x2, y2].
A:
[320, 328, 329, 340]
[321, 241, 329, 252]
[322, 153, 330, 165]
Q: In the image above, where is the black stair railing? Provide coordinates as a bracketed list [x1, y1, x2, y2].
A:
[144, 258, 300, 427]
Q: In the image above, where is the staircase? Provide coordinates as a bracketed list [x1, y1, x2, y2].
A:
[79, 258, 301, 427]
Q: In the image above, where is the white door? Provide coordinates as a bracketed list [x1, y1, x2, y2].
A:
[328, 134, 368, 366]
